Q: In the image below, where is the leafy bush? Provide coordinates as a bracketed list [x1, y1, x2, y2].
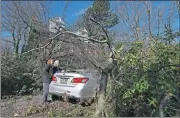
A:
[108, 38, 180, 116]
[1, 54, 42, 97]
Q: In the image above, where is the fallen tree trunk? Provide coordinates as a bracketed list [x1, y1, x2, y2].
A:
[94, 59, 116, 117]
[94, 67, 109, 117]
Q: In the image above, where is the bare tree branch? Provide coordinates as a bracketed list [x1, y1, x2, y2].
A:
[89, 16, 116, 58]
[20, 29, 108, 56]
[61, 1, 69, 22]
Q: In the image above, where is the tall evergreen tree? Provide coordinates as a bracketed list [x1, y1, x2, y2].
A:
[82, 0, 118, 37]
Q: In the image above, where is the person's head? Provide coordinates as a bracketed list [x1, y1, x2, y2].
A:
[46, 59, 54, 65]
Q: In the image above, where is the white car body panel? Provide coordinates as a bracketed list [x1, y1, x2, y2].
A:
[49, 71, 99, 99]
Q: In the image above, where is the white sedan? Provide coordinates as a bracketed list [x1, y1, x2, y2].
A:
[49, 70, 99, 104]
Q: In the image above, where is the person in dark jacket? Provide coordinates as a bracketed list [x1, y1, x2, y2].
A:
[42, 59, 59, 103]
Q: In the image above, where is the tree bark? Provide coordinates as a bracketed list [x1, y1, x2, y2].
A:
[15, 39, 20, 56]
[94, 67, 109, 117]
[94, 60, 115, 117]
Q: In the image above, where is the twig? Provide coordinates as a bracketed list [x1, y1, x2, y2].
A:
[1, 39, 14, 44]
[65, 31, 108, 43]
[61, 1, 69, 22]
[148, 64, 180, 73]
[89, 16, 116, 58]
[20, 29, 108, 56]
[20, 39, 52, 56]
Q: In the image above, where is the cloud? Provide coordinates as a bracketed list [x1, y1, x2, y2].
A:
[72, 5, 92, 17]
[72, 8, 88, 16]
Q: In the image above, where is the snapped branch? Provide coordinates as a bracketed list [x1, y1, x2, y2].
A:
[89, 16, 116, 58]
[20, 29, 108, 56]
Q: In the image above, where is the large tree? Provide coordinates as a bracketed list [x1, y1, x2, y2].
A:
[82, 0, 118, 37]
[78, 0, 119, 117]
[2, 1, 49, 56]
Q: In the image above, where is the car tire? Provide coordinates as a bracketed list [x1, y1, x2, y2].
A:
[50, 94, 60, 101]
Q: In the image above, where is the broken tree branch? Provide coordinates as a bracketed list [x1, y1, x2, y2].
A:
[20, 29, 108, 56]
[89, 16, 116, 58]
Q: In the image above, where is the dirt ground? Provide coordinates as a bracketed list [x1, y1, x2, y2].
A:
[1, 94, 96, 117]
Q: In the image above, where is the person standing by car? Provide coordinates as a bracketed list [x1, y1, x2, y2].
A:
[42, 59, 53, 104]
[42, 59, 59, 104]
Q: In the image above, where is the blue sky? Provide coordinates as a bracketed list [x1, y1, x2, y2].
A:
[1, 1, 179, 37]
[1, 1, 93, 37]
[49, 1, 93, 26]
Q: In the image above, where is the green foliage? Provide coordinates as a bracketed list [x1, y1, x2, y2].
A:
[83, 0, 118, 36]
[1, 25, 43, 98]
[109, 35, 180, 116]
[1, 53, 42, 97]
[22, 29, 40, 53]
